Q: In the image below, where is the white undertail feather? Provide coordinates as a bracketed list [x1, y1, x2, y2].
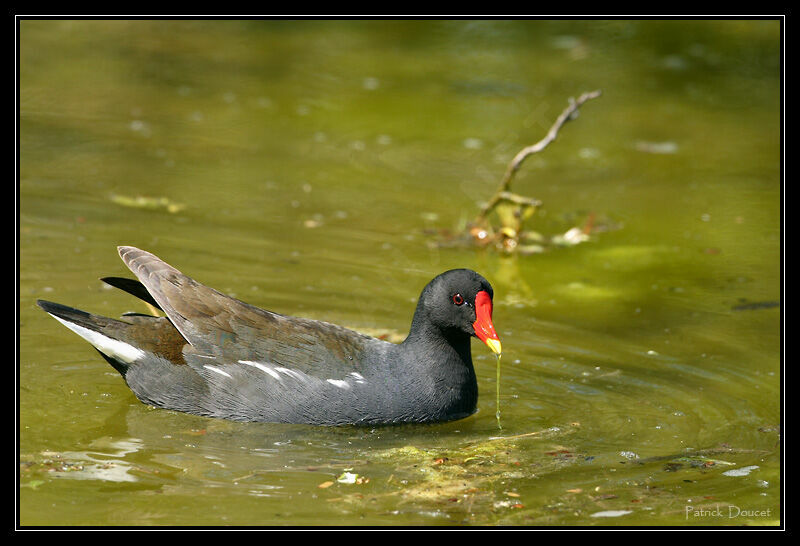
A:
[48, 314, 145, 363]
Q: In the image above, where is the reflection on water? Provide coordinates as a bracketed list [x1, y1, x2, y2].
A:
[19, 19, 780, 526]
[49, 438, 144, 483]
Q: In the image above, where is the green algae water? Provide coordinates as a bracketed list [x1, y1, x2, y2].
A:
[19, 19, 781, 526]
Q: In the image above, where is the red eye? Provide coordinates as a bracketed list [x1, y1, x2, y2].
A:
[452, 293, 464, 305]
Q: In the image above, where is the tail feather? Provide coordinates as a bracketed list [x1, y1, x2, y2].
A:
[100, 277, 162, 311]
[37, 300, 145, 374]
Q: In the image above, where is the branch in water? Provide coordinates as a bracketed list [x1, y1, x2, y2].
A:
[475, 89, 602, 224]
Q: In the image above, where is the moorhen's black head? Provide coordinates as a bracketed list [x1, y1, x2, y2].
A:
[412, 269, 502, 355]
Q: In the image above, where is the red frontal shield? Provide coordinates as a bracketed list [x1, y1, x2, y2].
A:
[473, 291, 501, 354]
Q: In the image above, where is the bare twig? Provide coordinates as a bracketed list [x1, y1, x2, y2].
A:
[496, 192, 543, 208]
[486, 423, 579, 442]
[475, 89, 602, 224]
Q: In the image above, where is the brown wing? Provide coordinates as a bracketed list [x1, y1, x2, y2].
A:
[117, 246, 375, 374]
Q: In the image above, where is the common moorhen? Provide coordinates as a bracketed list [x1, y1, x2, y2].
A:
[37, 246, 502, 425]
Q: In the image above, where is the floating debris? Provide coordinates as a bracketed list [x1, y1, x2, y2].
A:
[110, 194, 185, 214]
[634, 141, 679, 154]
[336, 471, 368, 485]
[732, 301, 780, 311]
[722, 465, 759, 477]
[362, 77, 380, 91]
[590, 510, 633, 518]
[337, 472, 358, 484]
[440, 90, 605, 255]
[551, 227, 591, 246]
[463, 138, 483, 150]
[321, 424, 581, 520]
[663, 456, 736, 472]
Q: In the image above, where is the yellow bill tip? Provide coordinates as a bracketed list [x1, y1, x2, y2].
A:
[484, 338, 502, 355]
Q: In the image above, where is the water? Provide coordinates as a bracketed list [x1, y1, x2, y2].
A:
[19, 19, 781, 526]
[496, 354, 502, 427]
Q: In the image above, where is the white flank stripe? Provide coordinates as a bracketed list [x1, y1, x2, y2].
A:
[203, 365, 232, 378]
[326, 379, 351, 389]
[348, 372, 366, 383]
[49, 314, 145, 363]
[238, 360, 281, 380]
[275, 367, 307, 382]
